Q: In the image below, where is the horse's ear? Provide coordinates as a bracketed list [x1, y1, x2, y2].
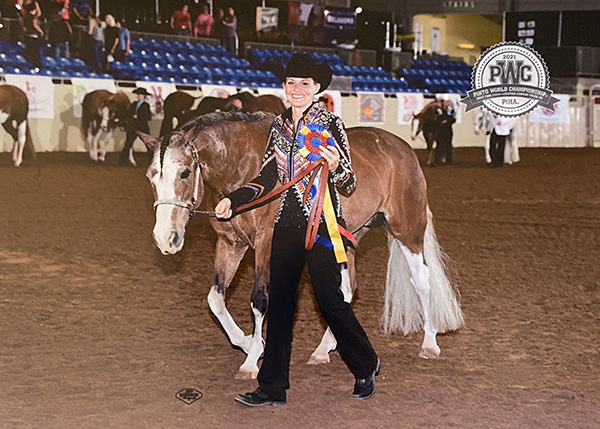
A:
[137, 131, 159, 151]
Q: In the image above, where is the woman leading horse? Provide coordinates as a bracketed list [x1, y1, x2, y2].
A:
[215, 53, 379, 406]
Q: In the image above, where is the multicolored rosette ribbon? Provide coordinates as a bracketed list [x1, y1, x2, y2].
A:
[297, 124, 348, 263]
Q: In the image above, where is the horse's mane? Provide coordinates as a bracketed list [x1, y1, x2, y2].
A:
[180, 111, 271, 134]
[160, 111, 273, 168]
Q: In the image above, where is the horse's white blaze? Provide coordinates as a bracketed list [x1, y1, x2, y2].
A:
[411, 117, 420, 139]
[0, 110, 9, 124]
[207, 286, 250, 353]
[100, 106, 109, 130]
[237, 303, 265, 379]
[152, 157, 184, 254]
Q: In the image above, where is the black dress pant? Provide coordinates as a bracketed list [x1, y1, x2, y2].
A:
[258, 224, 378, 401]
[435, 130, 453, 165]
[119, 124, 150, 165]
[489, 130, 507, 168]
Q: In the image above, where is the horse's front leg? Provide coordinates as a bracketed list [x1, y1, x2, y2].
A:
[89, 125, 102, 161]
[10, 121, 26, 167]
[207, 233, 252, 355]
[98, 128, 113, 162]
[236, 229, 271, 380]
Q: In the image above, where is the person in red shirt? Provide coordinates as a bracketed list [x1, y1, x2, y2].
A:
[193, 5, 214, 37]
[170, 4, 191, 36]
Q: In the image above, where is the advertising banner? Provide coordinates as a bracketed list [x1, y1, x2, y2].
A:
[5, 74, 55, 119]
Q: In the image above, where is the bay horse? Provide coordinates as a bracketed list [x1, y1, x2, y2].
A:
[160, 91, 286, 135]
[0, 85, 35, 167]
[411, 100, 442, 166]
[81, 89, 131, 162]
[139, 112, 464, 379]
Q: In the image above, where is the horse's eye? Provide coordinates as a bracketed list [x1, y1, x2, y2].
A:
[180, 168, 191, 179]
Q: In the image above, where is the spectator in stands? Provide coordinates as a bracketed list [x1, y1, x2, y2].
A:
[489, 116, 518, 168]
[70, 0, 89, 25]
[49, 7, 73, 59]
[194, 4, 214, 37]
[170, 3, 191, 36]
[119, 87, 152, 167]
[222, 6, 238, 56]
[433, 100, 456, 166]
[117, 20, 132, 60]
[22, 0, 43, 68]
[104, 14, 123, 66]
[87, 9, 104, 73]
[214, 7, 225, 46]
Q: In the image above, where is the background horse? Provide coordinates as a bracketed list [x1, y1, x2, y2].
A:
[0, 85, 35, 167]
[139, 112, 464, 379]
[81, 90, 131, 162]
[160, 91, 286, 135]
[159, 91, 200, 137]
[411, 100, 442, 166]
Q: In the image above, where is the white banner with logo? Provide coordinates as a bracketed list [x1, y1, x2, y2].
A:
[5, 74, 55, 119]
[135, 81, 178, 119]
[71, 78, 117, 118]
[396, 92, 424, 124]
[320, 90, 342, 117]
[200, 85, 237, 99]
[357, 92, 385, 124]
[528, 94, 570, 124]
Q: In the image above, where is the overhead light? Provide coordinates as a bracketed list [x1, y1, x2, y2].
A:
[355, 7, 363, 14]
[458, 43, 475, 49]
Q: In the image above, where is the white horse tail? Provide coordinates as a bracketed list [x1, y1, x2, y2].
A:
[382, 205, 465, 335]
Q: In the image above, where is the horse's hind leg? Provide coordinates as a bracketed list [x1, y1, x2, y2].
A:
[398, 243, 440, 359]
[3, 120, 23, 167]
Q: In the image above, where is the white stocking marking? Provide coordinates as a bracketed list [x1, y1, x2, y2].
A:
[399, 244, 440, 358]
[236, 303, 265, 379]
[207, 286, 250, 353]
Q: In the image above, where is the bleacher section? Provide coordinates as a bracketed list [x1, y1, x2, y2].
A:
[401, 59, 472, 94]
[111, 38, 280, 86]
[0, 38, 472, 94]
[0, 40, 112, 79]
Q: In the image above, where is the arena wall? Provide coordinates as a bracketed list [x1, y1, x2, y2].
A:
[0, 82, 591, 154]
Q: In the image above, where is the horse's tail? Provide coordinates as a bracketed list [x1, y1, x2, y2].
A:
[381, 206, 464, 335]
[23, 119, 36, 160]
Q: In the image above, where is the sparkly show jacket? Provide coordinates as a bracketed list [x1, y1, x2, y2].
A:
[227, 103, 356, 232]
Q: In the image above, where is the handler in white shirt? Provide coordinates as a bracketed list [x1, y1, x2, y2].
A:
[489, 116, 518, 168]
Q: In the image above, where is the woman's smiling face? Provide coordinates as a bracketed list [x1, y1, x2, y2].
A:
[284, 77, 321, 110]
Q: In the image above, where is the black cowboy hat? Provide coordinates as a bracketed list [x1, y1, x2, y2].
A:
[283, 53, 332, 93]
[132, 87, 150, 96]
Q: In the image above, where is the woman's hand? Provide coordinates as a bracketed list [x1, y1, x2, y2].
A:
[215, 198, 232, 219]
[319, 145, 340, 172]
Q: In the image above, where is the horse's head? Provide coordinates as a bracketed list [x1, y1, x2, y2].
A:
[138, 130, 206, 255]
[410, 113, 422, 140]
[104, 92, 131, 131]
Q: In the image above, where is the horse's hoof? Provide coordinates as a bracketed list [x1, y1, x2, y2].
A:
[419, 347, 441, 359]
[235, 369, 258, 380]
[306, 354, 330, 365]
